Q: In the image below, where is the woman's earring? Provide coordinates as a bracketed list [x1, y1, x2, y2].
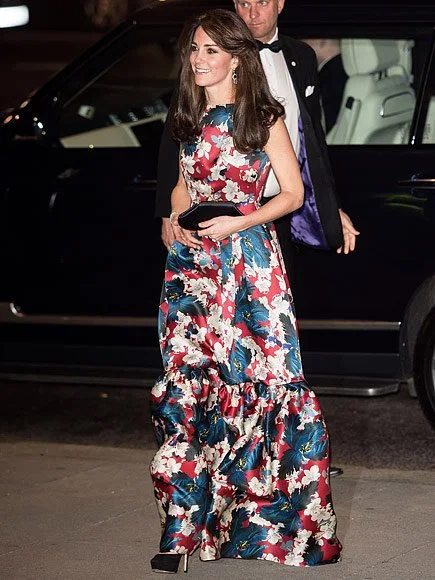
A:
[232, 69, 238, 85]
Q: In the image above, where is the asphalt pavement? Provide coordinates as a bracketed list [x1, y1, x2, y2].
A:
[1, 381, 435, 579]
[1, 381, 434, 470]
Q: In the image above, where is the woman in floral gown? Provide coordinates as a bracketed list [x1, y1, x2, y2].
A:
[150, 8, 341, 572]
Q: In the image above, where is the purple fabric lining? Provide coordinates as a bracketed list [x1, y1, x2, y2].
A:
[290, 117, 329, 250]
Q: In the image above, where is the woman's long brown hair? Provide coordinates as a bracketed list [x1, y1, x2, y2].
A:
[172, 9, 284, 153]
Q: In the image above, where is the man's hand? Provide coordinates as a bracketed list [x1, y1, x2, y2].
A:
[170, 213, 202, 250]
[337, 209, 360, 254]
[161, 217, 175, 250]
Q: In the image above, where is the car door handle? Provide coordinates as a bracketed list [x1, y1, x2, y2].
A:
[127, 175, 157, 191]
[398, 178, 435, 190]
[57, 168, 81, 180]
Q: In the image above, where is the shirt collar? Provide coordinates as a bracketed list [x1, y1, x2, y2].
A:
[269, 29, 279, 43]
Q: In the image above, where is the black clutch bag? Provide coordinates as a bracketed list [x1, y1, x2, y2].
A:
[177, 201, 243, 231]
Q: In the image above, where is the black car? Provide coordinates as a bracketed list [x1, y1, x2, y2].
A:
[2, 0, 435, 427]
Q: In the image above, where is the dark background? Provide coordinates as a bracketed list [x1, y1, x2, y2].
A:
[2, 0, 435, 111]
[0, 0, 143, 110]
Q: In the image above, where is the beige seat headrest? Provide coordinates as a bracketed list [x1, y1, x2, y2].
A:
[341, 39, 401, 75]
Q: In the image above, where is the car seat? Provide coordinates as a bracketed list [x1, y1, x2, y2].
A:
[327, 39, 415, 145]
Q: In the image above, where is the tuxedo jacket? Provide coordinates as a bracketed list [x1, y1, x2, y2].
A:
[155, 34, 343, 251]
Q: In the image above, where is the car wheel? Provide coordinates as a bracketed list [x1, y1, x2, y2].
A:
[414, 309, 435, 429]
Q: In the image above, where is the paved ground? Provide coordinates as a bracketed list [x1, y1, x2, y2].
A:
[1, 441, 434, 579]
[1, 382, 435, 579]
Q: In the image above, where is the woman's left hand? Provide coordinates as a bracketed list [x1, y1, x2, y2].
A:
[197, 216, 245, 242]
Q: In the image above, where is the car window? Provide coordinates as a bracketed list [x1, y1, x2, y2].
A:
[58, 38, 180, 148]
[56, 31, 426, 149]
[301, 37, 419, 145]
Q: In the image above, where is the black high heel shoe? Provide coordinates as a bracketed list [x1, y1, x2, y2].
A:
[150, 553, 188, 574]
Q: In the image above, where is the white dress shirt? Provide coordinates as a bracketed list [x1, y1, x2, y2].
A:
[259, 30, 300, 198]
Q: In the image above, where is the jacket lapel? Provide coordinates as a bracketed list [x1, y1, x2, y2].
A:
[278, 36, 331, 250]
[279, 37, 306, 112]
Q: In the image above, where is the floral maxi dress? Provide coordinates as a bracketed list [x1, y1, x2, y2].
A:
[150, 105, 341, 567]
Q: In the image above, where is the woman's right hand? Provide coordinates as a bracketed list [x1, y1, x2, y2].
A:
[170, 212, 202, 249]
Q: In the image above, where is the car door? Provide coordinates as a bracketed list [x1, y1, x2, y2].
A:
[287, 26, 435, 378]
[5, 25, 176, 319]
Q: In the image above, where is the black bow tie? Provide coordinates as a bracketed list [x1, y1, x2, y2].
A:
[256, 39, 282, 53]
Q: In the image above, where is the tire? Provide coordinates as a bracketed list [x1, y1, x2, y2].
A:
[414, 309, 435, 429]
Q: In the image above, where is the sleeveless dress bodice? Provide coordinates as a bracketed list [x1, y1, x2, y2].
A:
[180, 105, 269, 209]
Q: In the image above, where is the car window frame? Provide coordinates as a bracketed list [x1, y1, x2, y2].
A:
[410, 28, 435, 145]
[27, 19, 435, 150]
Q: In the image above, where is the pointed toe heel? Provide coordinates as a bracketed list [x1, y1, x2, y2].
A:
[150, 553, 188, 574]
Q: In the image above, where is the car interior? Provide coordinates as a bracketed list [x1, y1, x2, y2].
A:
[58, 39, 179, 149]
[326, 39, 416, 145]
